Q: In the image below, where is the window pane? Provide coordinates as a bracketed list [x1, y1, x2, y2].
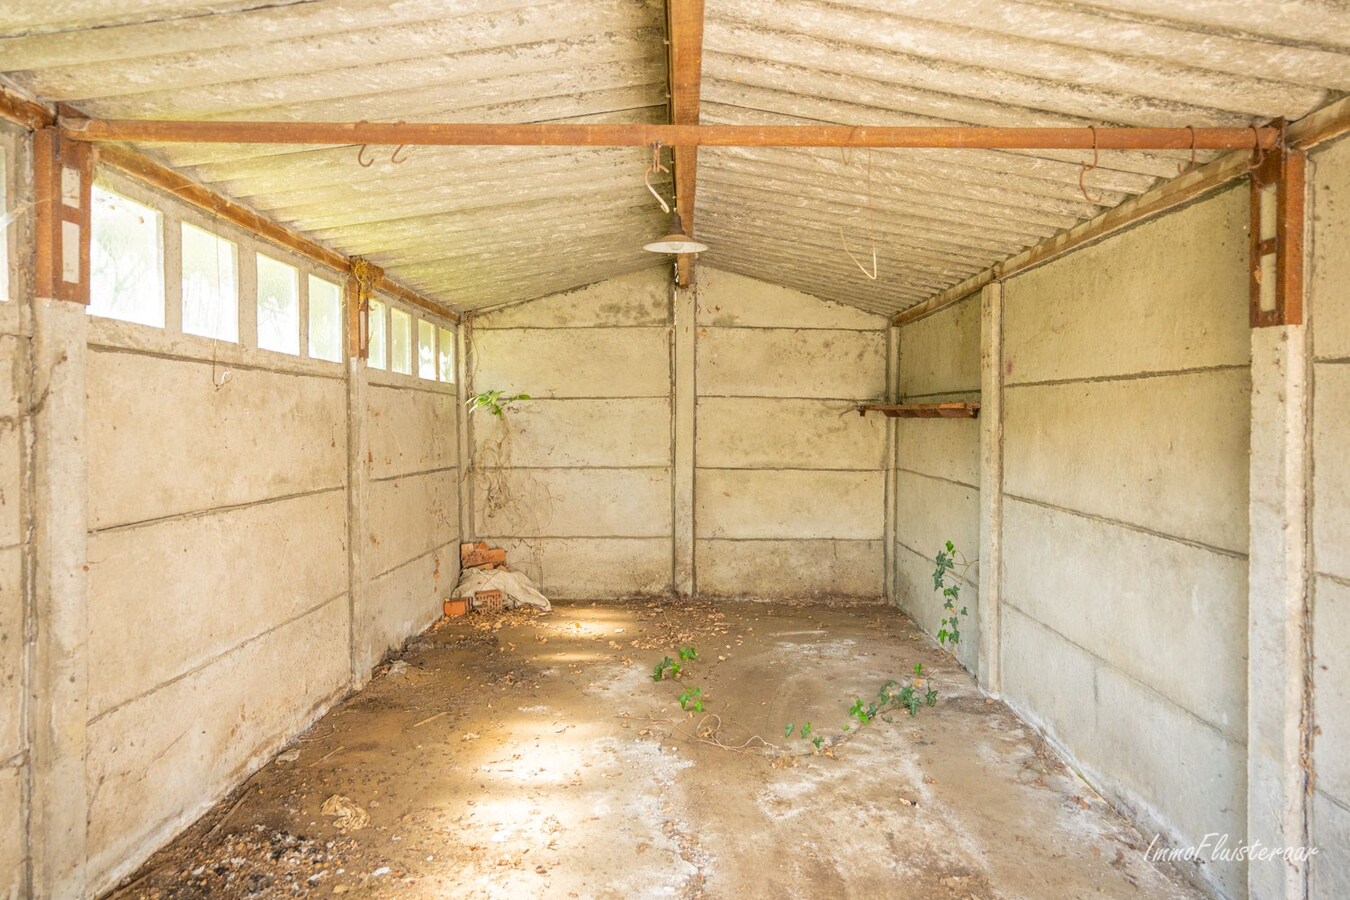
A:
[308, 275, 343, 362]
[369, 299, 387, 369]
[181, 223, 238, 341]
[417, 319, 436, 380]
[438, 326, 455, 382]
[256, 253, 299, 355]
[390, 307, 412, 375]
[90, 185, 164, 326]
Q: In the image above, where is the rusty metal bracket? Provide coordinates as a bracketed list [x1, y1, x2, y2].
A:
[1249, 122, 1305, 328]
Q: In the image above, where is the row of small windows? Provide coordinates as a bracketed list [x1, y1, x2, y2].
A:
[84, 183, 453, 380]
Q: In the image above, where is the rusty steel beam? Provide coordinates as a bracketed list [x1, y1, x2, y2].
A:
[33, 126, 92, 304]
[62, 118, 1282, 151]
[1249, 141, 1305, 327]
[0, 84, 55, 130]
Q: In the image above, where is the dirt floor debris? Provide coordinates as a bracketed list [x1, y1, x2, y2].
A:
[319, 796, 370, 832]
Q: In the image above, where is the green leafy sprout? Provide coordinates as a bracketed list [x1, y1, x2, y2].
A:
[933, 540, 975, 646]
[678, 686, 705, 712]
[466, 389, 530, 417]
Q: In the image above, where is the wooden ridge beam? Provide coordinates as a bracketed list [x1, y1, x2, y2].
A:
[667, 0, 704, 288]
[63, 119, 1281, 151]
[96, 143, 458, 324]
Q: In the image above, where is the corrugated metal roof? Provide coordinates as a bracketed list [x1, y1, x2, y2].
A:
[1, 0, 1347, 314]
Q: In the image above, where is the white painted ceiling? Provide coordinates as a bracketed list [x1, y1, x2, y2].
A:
[1, 0, 1347, 315]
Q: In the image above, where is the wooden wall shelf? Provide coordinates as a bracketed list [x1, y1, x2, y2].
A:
[857, 402, 981, 419]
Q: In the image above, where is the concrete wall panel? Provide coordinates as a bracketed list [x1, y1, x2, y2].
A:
[696, 538, 882, 600]
[86, 597, 348, 891]
[1313, 365, 1350, 580]
[894, 471, 980, 565]
[475, 467, 672, 538]
[0, 765, 20, 900]
[366, 470, 459, 580]
[476, 268, 669, 329]
[1003, 186, 1249, 385]
[698, 328, 886, 399]
[1004, 370, 1250, 552]
[898, 296, 981, 398]
[86, 489, 347, 717]
[471, 327, 670, 398]
[0, 334, 23, 549]
[0, 546, 20, 760]
[695, 469, 883, 540]
[479, 536, 673, 599]
[696, 397, 884, 470]
[473, 398, 671, 469]
[87, 350, 346, 529]
[366, 384, 458, 481]
[1311, 790, 1350, 900]
[1312, 137, 1350, 360]
[1004, 498, 1246, 739]
[360, 549, 451, 672]
[893, 545, 978, 671]
[1002, 607, 1246, 897]
[1313, 576, 1350, 804]
[695, 267, 884, 330]
[896, 418, 979, 488]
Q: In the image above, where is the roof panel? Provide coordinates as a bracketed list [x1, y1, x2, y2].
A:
[1, 0, 1346, 316]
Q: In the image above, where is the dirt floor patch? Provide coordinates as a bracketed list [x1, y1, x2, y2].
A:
[108, 601, 1204, 898]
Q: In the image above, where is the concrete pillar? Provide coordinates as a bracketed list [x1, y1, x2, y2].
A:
[1247, 323, 1312, 899]
[456, 318, 474, 542]
[672, 281, 696, 598]
[346, 356, 368, 690]
[27, 297, 88, 899]
[977, 281, 1004, 696]
[882, 324, 900, 603]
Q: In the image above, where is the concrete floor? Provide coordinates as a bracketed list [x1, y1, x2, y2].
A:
[110, 602, 1205, 899]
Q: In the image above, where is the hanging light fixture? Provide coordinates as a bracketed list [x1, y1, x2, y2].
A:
[641, 142, 708, 254]
[644, 211, 707, 254]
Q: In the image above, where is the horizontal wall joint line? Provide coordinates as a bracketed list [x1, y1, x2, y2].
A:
[367, 539, 461, 583]
[1003, 363, 1249, 390]
[1003, 602, 1245, 745]
[895, 466, 979, 492]
[88, 341, 350, 382]
[87, 590, 347, 727]
[370, 464, 459, 484]
[89, 485, 346, 536]
[1003, 493, 1247, 559]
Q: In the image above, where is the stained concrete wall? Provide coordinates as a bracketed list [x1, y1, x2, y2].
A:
[466, 266, 888, 601]
[0, 121, 32, 900]
[0, 157, 463, 896]
[361, 363, 460, 672]
[471, 269, 675, 599]
[693, 268, 887, 599]
[83, 322, 352, 888]
[893, 293, 981, 670]
[1309, 134, 1350, 900]
[996, 185, 1252, 897]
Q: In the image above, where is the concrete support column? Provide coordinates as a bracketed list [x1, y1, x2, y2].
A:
[672, 282, 695, 598]
[1247, 323, 1312, 899]
[27, 297, 88, 899]
[456, 317, 474, 542]
[977, 281, 1004, 696]
[346, 356, 368, 690]
[882, 324, 900, 603]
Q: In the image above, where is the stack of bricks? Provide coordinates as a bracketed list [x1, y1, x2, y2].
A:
[456, 542, 509, 612]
